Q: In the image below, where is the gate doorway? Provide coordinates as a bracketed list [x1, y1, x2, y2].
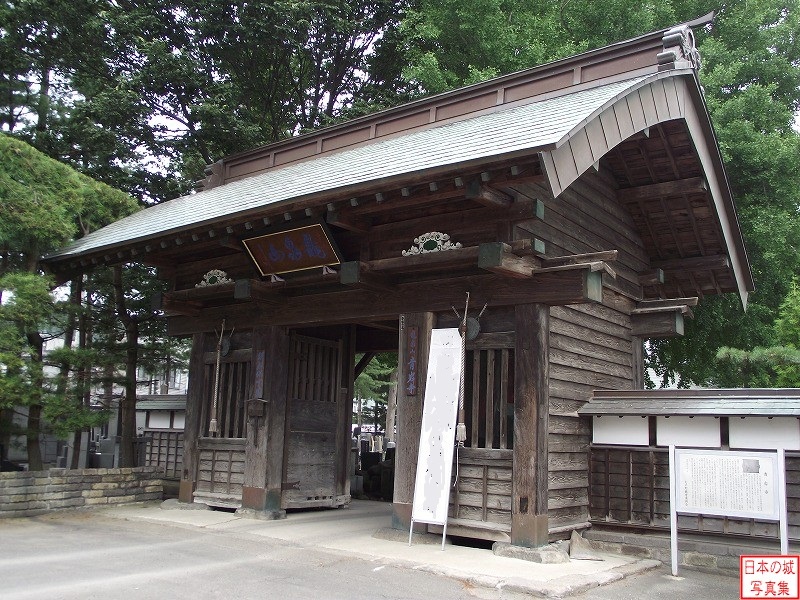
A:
[282, 333, 349, 509]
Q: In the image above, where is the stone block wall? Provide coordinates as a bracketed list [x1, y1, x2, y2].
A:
[0, 466, 163, 518]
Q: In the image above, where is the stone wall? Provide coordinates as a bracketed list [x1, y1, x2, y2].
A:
[0, 466, 163, 518]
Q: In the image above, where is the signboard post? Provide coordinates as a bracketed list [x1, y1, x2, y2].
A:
[409, 328, 462, 550]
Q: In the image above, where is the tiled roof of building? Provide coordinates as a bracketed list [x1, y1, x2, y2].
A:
[45, 75, 651, 260]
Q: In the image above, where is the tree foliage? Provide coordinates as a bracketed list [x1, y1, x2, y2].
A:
[1, 0, 799, 471]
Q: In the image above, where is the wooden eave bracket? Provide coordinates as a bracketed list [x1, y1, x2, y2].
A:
[152, 292, 203, 317]
[339, 261, 394, 291]
[631, 306, 686, 338]
[478, 244, 618, 280]
[234, 278, 281, 305]
[326, 209, 371, 233]
[465, 179, 513, 208]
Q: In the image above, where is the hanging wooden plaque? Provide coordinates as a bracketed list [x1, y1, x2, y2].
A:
[242, 223, 341, 276]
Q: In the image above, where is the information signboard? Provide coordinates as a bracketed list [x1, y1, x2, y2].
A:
[674, 449, 779, 520]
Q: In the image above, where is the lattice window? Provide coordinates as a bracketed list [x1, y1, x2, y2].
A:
[463, 349, 514, 449]
[199, 359, 250, 438]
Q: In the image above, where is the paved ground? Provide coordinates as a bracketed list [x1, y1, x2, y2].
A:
[0, 501, 741, 599]
[0, 512, 482, 600]
[572, 565, 739, 599]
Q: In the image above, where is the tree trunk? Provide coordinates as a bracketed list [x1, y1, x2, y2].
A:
[0, 408, 12, 461]
[113, 265, 139, 467]
[70, 430, 82, 469]
[26, 404, 43, 470]
[26, 331, 45, 471]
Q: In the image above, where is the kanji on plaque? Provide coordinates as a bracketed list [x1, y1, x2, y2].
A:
[741, 555, 800, 599]
[405, 326, 418, 396]
[242, 223, 340, 276]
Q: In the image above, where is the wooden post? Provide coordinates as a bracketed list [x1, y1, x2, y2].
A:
[336, 326, 356, 500]
[512, 304, 550, 547]
[179, 332, 205, 503]
[632, 336, 645, 389]
[241, 325, 290, 517]
[392, 312, 435, 530]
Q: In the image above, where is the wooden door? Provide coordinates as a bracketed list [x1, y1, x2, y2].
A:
[282, 334, 345, 509]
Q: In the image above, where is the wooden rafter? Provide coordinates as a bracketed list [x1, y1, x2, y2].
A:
[618, 177, 707, 203]
[465, 179, 513, 208]
[652, 254, 730, 272]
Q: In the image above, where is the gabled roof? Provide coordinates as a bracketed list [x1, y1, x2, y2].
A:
[44, 74, 649, 261]
[42, 16, 753, 307]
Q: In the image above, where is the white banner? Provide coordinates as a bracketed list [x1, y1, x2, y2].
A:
[411, 328, 462, 526]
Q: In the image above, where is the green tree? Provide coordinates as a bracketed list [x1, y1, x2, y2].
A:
[0, 133, 137, 468]
[648, 1, 800, 386]
[354, 353, 397, 432]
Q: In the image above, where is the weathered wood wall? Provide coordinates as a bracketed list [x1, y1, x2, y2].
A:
[144, 430, 183, 480]
[589, 447, 800, 541]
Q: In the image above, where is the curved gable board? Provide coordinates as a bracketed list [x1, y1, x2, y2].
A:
[540, 71, 752, 307]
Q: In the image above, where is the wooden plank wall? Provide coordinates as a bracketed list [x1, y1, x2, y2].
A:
[589, 448, 800, 540]
[144, 430, 183, 480]
[194, 438, 247, 507]
[450, 448, 513, 528]
[512, 170, 643, 533]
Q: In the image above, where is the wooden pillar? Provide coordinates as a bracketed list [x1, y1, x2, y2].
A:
[240, 325, 290, 517]
[336, 325, 356, 501]
[392, 312, 435, 530]
[632, 336, 645, 389]
[179, 332, 205, 503]
[512, 304, 550, 547]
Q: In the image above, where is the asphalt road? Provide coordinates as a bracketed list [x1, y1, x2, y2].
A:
[0, 511, 741, 600]
[573, 565, 740, 600]
[0, 512, 478, 600]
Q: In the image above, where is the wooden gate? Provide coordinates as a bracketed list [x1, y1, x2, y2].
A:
[194, 348, 251, 508]
[282, 334, 346, 509]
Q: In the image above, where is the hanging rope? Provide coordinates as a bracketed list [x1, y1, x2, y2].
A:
[209, 318, 226, 435]
[456, 292, 469, 445]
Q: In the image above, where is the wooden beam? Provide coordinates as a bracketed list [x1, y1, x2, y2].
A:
[326, 209, 371, 233]
[540, 250, 618, 268]
[638, 268, 665, 285]
[355, 329, 398, 353]
[219, 235, 242, 251]
[507, 198, 545, 221]
[603, 272, 643, 301]
[359, 246, 481, 274]
[509, 237, 546, 256]
[617, 177, 706, 203]
[167, 269, 603, 335]
[233, 279, 280, 305]
[652, 254, 730, 272]
[631, 310, 685, 338]
[354, 352, 375, 378]
[465, 179, 513, 208]
[638, 297, 698, 309]
[339, 261, 394, 291]
[160, 296, 202, 317]
[478, 242, 538, 278]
